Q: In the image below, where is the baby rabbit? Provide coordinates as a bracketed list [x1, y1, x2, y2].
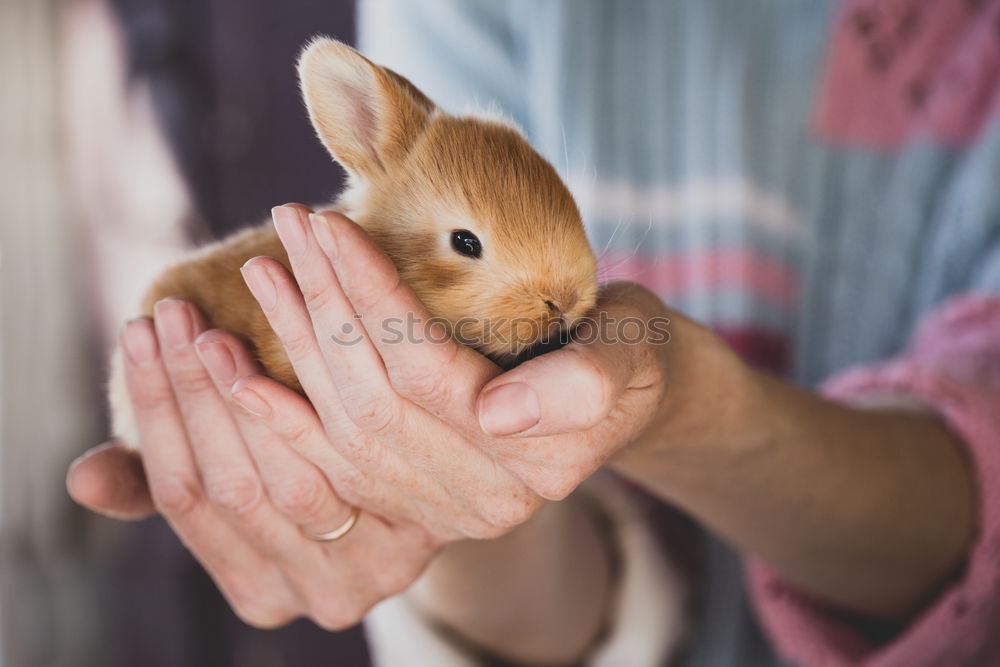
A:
[110, 38, 598, 449]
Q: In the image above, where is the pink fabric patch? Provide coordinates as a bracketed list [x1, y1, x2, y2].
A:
[814, 0, 1000, 149]
[598, 248, 799, 307]
[746, 294, 1000, 666]
[596, 250, 795, 373]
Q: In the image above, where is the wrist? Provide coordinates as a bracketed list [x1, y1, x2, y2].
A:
[612, 316, 772, 487]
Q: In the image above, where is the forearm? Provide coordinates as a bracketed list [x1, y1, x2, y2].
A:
[407, 495, 614, 665]
[614, 364, 976, 620]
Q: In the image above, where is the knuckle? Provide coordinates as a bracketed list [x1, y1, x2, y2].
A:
[301, 282, 337, 315]
[308, 599, 364, 632]
[356, 273, 403, 311]
[568, 350, 614, 417]
[331, 468, 367, 504]
[529, 470, 579, 502]
[169, 366, 217, 396]
[275, 419, 314, 449]
[478, 492, 539, 531]
[232, 605, 289, 629]
[206, 473, 263, 515]
[339, 434, 381, 468]
[150, 474, 201, 516]
[230, 595, 296, 629]
[393, 368, 451, 408]
[376, 565, 420, 599]
[344, 395, 402, 437]
[279, 329, 317, 362]
[130, 382, 176, 414]
[270, 477, 328, 519]
[237, 610, 294, 630]
[335, 488, 367, 512]
[636, 342, 666, 388]
[330, 463, 377, 507]
[461, 518, 507, 540]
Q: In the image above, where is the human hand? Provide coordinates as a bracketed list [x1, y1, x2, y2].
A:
[68, 203, 746, 630]
[69, 300, 437, 629]
[238, 205, 700, 542]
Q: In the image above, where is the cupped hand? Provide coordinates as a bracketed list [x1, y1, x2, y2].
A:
[242, 205, 679, 539]
[68, 204, 730, 628]
[70, 297, 436, 630]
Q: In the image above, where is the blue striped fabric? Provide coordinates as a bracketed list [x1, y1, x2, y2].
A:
[357, 1, 1000, 663]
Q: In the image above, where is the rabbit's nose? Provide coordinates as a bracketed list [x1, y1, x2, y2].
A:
[543, 292, 578, 315]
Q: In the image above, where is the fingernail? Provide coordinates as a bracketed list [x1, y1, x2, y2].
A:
[195, 339, 237, 383]
[241, 260, 277, 312]
[154, 299, 195, 350]
[310, 213, 339, 261]
[233, 386, 271, 417]
[272, 205, 307, 257]
[121, 319, 158, 366]
[479, 383, 541, 436]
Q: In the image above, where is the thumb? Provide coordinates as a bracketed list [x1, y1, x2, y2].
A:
[67, 442, 155, 520]
[477, 342, 629, 438]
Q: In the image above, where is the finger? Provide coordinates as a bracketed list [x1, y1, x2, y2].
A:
[153, 300, 326, 554]
[153, 299, 262, 500]
[472, 308, 669, 501]
[121, 318, 301, 623]
[156, 318, 394, 620]
[194, 329, 357, 537]
[239, 252, 437, 493]
[66, 442, 155, 520]
[232, 374, 516, 540]
[267, 205, 398, 414]
[243, 255, 527, 533]
[229, 374, 459, 534]
[151, 306, 368, 612]
[262, 208, 535, 534]
[239, 256, 414, 487]
[239, 255, 373, 432]
[122, 315, 205, 510]
[305, 208, 496, 421]
[477, 316, 656, 437]
[302, 519, 443, 631]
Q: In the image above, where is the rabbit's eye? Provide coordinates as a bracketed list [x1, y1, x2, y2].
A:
[451, 230, 482, 258]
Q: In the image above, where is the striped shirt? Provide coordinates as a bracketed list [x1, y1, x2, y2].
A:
[358, 1, 1000, 665]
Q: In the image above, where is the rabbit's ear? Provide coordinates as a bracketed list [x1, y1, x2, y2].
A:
[298, 38, 435, 179]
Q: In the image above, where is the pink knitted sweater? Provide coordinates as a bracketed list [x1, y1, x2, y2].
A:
[749, 294, 1000, 666]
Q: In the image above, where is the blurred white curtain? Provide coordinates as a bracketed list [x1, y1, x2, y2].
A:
[0, 0, 108, 665]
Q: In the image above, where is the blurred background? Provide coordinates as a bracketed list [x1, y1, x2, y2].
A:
[0, 0, 370, 664]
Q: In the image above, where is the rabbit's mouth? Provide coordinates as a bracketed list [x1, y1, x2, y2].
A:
[484, 323, 577, 370]
[451, 311, 585, 369]
[505, 337, 567, 369]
